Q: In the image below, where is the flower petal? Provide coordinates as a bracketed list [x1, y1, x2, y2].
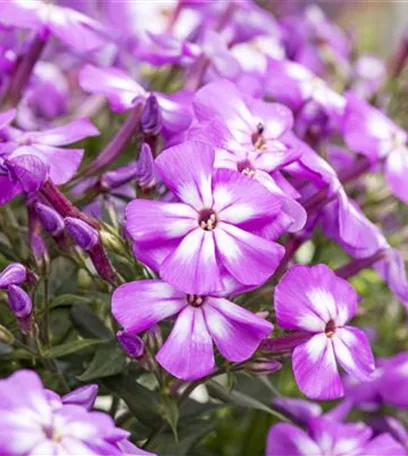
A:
[385, 148, 408, 204]
[212, 168, 281, 227]
[154, 141, 214, 209]
[29, 118, 99, 146]
[125, 200, 196, 245]
[359, 434, 407, 456]
[266, 423, 322, 456]
[34, 146, 83, 185]
[333, 326, 375, 381]
[160, 229, 222, 295]
[292, 334, 344, 400]
[156, 306, 214, 380]
[203, 297, 272, 362]
[79, 65, 146, 112]
[275, 264, 358, 332]
[112, 280, 185, 334]
[214, 222, 284, 286]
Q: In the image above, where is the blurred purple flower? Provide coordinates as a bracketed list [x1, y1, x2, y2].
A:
[344, 92, 408, 204]
[0, 117, 99, 205]
[0, 263, 26, 288]
[0, 0, 111, 52]
[0, 369, 153, 455]
[267, 416, 406, 456]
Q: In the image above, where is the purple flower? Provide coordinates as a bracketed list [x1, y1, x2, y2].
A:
[267, 416, 406, 456]
[0, 369, 153, 456]
[266, 59, 345, 129]
[275, 264, 375, 399]
[61, 385, 99, 411]
[0, 118, 99, 205]
[112, 279, 273, 380]
[378, 352, 408, 408]
[126, 141, 285, 294]
[0, 263, 26, 288]
[0, 0, 111, 52]
[343, 92, 408, 204]
[117, 330, 145, 359]
[188, 79, 306, 233]
[79, 64, 193, 140]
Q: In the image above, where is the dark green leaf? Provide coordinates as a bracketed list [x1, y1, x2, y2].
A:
[70, 304, 112, 340]
[45, 339, 105, 358]
[77, 341, 126, 381]
[206, 380, 289, 422]
[51, 294, 93, 309]
[103, 372, 161, 427]
[160, 394, 179, 441]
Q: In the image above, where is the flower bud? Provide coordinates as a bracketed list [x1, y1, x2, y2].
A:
[0, 263, 26, 288]
[34, 202, 65, 236]
[6, 152, 48, 193]
[62, 384, 98, 410]
[65, 217, 99, 251]
[117, 330, 144, 359]
[7, 285, 32, 319]
[136, 143, 156, 189]
[246, 358, 282, 375]
[141, 94, 162, 136]
[0, 324, 15, 345]
[30, 232, 49, 270]
[102, 163, 138, 191]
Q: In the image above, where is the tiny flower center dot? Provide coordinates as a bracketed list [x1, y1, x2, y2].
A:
[251, 122, 266, 149]
[325, 319, 336, 338]
[187, 294, 205, 307]
[198, 208, 217, 231]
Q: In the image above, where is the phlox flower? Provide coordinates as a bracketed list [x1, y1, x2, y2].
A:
[112, 279, 273, 380]
[0, 370, 154, 456]
[267, 416, 406, 456]
[344, 92, 408, 204]
[125, 140, 285, 295]
[0, 112, 99, 205]
[275, 264, 375, 399]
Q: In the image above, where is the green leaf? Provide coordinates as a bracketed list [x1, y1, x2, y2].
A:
[51, 294, 93, 309]
[77, 341, 126, 381]
[45, 339, 105, 358]
[160, 394, 179, 441]
[103, 372, 161, 427]
[70, 305, 112, 340]
[206, 380, 289, 422]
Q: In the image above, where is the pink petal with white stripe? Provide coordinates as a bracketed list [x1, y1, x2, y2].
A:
[155, 141, 214, 209]
[125, 199, 196, 245]
[212, 168, 281, 226]
[267, 424, 322, 456]
[333, 326, 375, 381]
[293, 334, 344, 400]
[160, 228, 222, 295]
[275, 265, 358, 332]
[112, 280, 185, 334]
[214, 222, 284, 286]
[156, 306, 214, 380]
[203, 297, 272, 362]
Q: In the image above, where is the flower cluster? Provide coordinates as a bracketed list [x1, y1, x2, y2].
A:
[0, 1, 407, 455]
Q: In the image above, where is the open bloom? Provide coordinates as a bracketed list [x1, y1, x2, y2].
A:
[0, 0, 110, 52]
[343, 92, 408, 204]
[112, 279, 273, 380]
[188, 79, 306, 233]
[125, 141, 285, 295]
[267, 416, 406, 456]
[275, 264, 375, 399]
[79, 64, 193, 140]
[0, 116, 99, 205]
[0, 370, 154, 456]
